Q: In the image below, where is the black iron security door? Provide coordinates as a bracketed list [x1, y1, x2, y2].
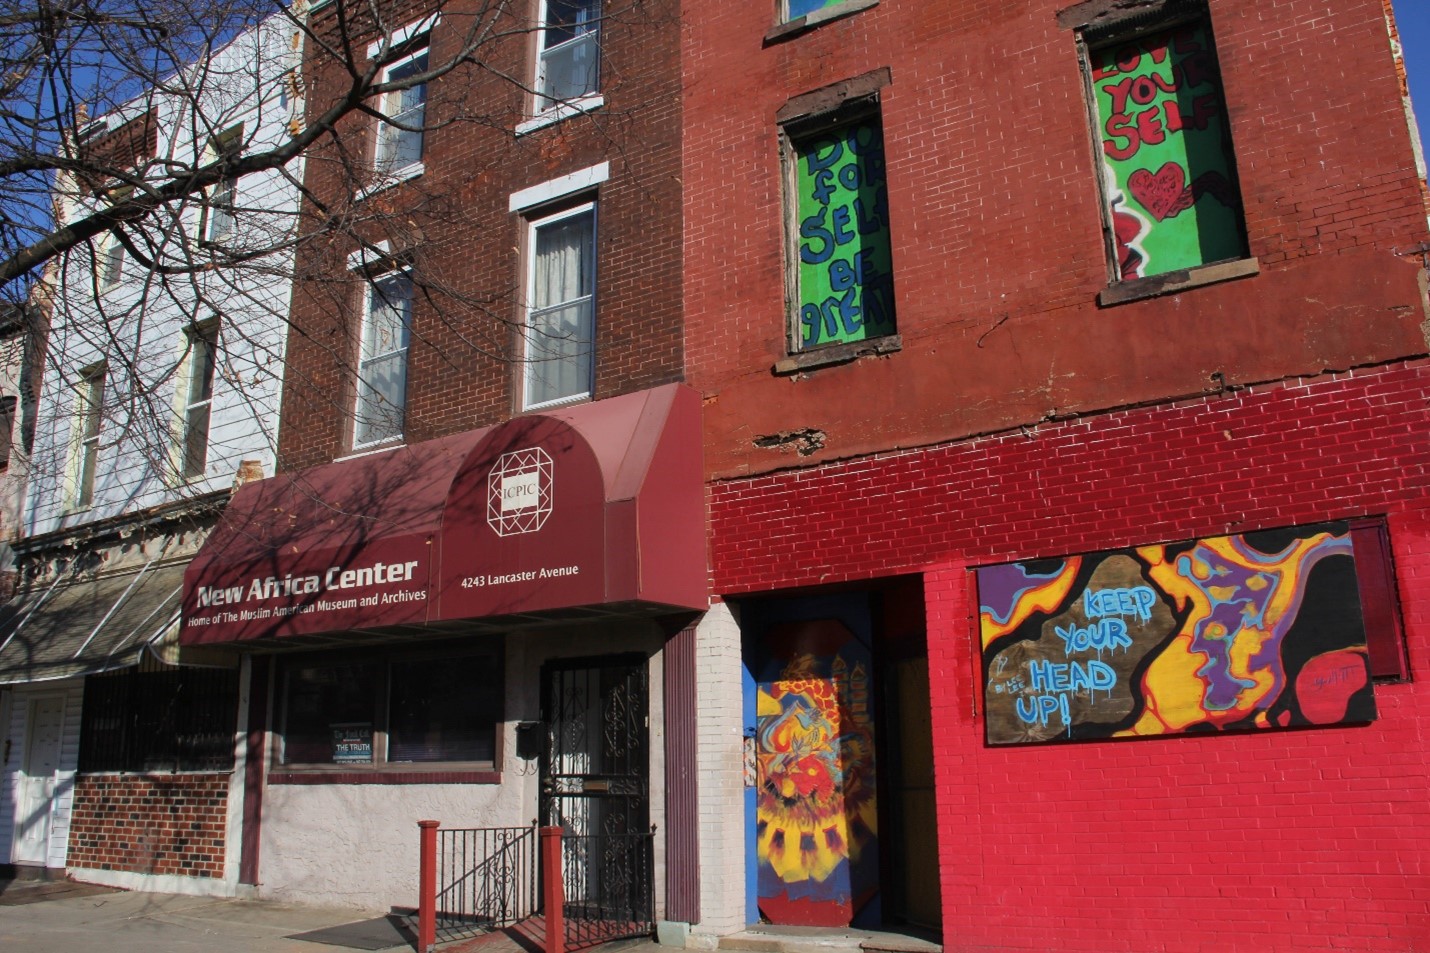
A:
[540, 655, 653, 942]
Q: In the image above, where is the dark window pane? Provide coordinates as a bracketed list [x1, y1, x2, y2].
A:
[388, 654, 500, 763]
[282, 662, 378, 764]
[79, 668, 238, 773]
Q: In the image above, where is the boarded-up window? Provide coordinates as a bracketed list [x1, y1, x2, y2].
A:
[788, 113, 895, 351]
[976, 521, 1394, 745]
[1084, 15, 1247, 280]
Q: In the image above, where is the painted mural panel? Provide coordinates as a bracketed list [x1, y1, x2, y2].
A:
[1090, 21, 1245, 279]
[787, 0, 843, 21]
[754, 619, 878, 926]
[977, 523, 1377, 745]
[794, 117, 895, 350]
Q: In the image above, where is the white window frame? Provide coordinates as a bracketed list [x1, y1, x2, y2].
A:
[176, 320, 219, 481]
[203, 124, 244, 243]
[373, 44, 429, 180]
[70, 362, 106, 510]
[98, 233, 124, 290]
[532, 0, 602, 119]
[353, 268, 413, 448]
[523, 201, 596, 410]
[207, 175, 237, 242]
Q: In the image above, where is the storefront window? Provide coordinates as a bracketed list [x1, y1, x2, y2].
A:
[390, 657, 500, 762]
[278, 647, 501, 770]
[282, 661, 380, 764]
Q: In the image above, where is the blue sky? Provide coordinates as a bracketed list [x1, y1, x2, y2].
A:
[1394, 0, 1430, 146]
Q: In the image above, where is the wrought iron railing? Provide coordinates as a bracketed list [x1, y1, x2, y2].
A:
[433, 824, 538, 942]
[560, 829, 656, 949]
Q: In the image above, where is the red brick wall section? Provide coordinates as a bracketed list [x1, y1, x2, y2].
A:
[69, 774, 228, 878]
[711, 360, 1430, 951]
[683, 0, 1430, 480]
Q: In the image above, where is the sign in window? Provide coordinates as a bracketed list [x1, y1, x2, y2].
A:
[1089, 20, 1246, 280]
[792, 117, 896, 350]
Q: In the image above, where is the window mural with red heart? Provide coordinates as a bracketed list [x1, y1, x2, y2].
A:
[1090, 20, 1247, 280]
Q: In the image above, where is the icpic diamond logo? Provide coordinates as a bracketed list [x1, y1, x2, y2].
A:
[487, 447, 553, 536]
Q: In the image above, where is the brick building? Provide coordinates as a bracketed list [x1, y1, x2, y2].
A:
[683, 0, 1430, 949]
[178, 0, 702, 915]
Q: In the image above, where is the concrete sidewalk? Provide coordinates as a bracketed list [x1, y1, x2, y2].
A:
[0, 879, 668, 953]
[0, 881, 404, 952]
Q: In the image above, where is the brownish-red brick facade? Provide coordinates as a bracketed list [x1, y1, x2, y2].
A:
[68, 774, 228, 878]
[278, 0, 683, 469]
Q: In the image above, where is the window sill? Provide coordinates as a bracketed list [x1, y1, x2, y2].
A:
[773, 334, 901, 375]
[515, 94, 604, 136]
[1099, 257, 1259, 307]
[78, 769, 232, 777]
[765, 0, 879, 44]
[336, 439, 405, 463]
[523, 391, 591, 412]
[269, 769, 501, 785]
[356, 162, 425, 201]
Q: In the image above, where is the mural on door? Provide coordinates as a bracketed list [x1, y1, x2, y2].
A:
[978, 522, 1378, 745]
[752, 618, 878, 926]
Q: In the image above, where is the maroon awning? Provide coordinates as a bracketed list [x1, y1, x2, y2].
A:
[180, 385, 705, 646]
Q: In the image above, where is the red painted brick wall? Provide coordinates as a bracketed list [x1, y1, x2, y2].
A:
[683, 0, 1430, 480]
[710, 360, 1430, 950]
[68, 774, 228, 878]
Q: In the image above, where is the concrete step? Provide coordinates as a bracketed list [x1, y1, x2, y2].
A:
[717, 928, 941, 953]
[0, 863, 65, 883]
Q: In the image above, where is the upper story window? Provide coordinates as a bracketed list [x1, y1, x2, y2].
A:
[537, 0, 600, 112]
[98, 233, 124, 290]
[71, 362, 106, 510]
[204, 125, 243, 243]
[778, 71, 897, 362]
[374, 45, 428, 176]
[524, 202, 596, 409]
[770, 0, 878, 40]
[177, 320, 218, 480]
[0, 395, 17, 470]
[354, 268, 413, 446]
[207, 176, 237, 241]
[1080, 6, 1247, 285]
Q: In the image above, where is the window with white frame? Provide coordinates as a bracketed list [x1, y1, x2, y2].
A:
[205, 125, 243, 242]
[0, 395, 17, 469]
[525, 203, 595, 408]
[355, 270, 413, 446]
[72, 362, 106, 509]
[207, 176, 237, 241]
[375, 45, 428, 175]
[98, 233, 124, 290]
[178, 321, 218, 479]
[537, 0, 600, 112]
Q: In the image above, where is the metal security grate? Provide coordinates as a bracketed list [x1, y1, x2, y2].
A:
[561, 829, 655, 947]
[79, 666, 238, 772]
[434, 825, 539, 942]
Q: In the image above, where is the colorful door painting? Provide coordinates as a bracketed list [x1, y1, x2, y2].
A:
[977, 522, 1378, 745]
[746, 596, 880, 927]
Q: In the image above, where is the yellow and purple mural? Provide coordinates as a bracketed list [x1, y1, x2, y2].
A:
[753, 618, 879, 926]
[978, 523, 1377, 745]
